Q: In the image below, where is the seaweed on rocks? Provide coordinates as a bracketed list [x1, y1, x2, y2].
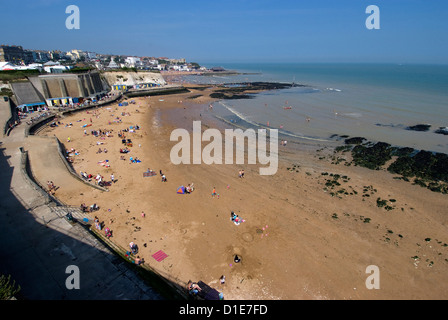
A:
[344, 137, 366, 145]
[406, 124, 431, 132]
[209, 82, 298, 100]
[350, 142, 394, 170]
[387, 150, 448, 184]
[435, 127, 448, 135]
[336, 135, 448, 194]
[209, 92, 254, 100]
[391, 147, 415, 157]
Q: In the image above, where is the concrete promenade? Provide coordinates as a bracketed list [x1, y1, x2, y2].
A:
[0, 105, 165, 300]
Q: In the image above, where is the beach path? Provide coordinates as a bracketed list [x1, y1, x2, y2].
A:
[24, 135, 97, 202]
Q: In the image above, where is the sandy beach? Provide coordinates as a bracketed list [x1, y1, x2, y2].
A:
[36, 83, 448, 300]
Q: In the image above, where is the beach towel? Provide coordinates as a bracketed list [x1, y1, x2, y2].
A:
[143, 171, 157, 177]
[98, 160, 110, 167]
[152, 250, 168, 262]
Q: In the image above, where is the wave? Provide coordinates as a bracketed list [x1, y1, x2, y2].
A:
[340, 112, 363, 118]
[218, 101, 260, 127]
[325, 87, 342, 92]
[216, 101, 329, 142]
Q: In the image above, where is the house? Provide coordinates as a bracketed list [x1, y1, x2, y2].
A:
[125, 56, 142, 67]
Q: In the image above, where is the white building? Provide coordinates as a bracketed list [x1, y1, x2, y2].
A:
[43, 61, 70, 73]
[1, 61, 47, 72]
[0, 62, 18, 70]
[125, 56, 142, 67]
[107, 59, 120, 69]
[86, 52, 97, 60]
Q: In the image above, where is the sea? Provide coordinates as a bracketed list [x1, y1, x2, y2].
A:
[178, 63, 448, 154]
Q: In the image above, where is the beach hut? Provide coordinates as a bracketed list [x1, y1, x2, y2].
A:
[177, 186, 186, 194]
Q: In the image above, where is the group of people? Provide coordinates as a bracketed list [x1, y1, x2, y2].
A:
[80, 203, 100, 213]
[90, 128, 113, 138]
[231, 211, 244, 225]
[47, 181, 57, 195]
[80, 171, 93, 181]
[93, 215, 113, 239]
[129, 156, 141, 163]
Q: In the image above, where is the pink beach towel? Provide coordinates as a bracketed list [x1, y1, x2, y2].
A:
[152, 250, 168, 262]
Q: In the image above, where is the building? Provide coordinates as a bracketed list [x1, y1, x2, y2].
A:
[107, 59, 120, 69]
[23, 50, 37, 64]
[86, 52, 97, 60]
[0, 45, 25, 64]
[43, 61, 71, 73]
[0, 61, 44, 71]
[66, 49, 86, 61]
[35, 51, 50, 62]
[24, 72, 108, 107]
[9, 81, 46, 112]
[0, 61, 18, 71]
[125, 56, 142, 67]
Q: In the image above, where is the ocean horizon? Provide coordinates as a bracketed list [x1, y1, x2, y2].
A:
[181, 62, 448, 154]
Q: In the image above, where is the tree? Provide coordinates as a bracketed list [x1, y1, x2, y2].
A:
[0, 274, 21, 300]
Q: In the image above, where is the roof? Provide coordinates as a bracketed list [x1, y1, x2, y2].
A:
[43, 61, 60, 66]
[0, 61, 17, 70]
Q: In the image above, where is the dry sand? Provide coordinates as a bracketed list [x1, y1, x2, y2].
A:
[38, 84, 448, 300]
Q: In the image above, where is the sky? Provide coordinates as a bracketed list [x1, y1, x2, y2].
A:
[1, 0, 447, 65]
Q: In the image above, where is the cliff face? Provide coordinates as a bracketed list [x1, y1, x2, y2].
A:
[101, 71, 166, 88]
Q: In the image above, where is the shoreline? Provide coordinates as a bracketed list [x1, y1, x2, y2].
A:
[34, 83, 448, 299]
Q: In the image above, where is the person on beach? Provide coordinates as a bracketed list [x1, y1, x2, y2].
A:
[134, 256, 144, 265]
[80, 203, 88, 212]
[212, 187, 217, 198]
[231, 211, 242, 225]
[111, 173, 115, 183]
[187, 281, 202, 295]
[94, 216, 101, 230]
[129, 242, 138, 254]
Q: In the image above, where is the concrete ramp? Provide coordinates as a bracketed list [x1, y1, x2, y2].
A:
[10, 81, 45, 106]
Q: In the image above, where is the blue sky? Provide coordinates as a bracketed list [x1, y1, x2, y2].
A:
[1, 0, 447, 64]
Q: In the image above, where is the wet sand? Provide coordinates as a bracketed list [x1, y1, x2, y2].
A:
[39, 84, 448, 300]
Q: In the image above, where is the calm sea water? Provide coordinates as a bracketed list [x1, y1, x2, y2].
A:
[181, 63, 448, 153]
